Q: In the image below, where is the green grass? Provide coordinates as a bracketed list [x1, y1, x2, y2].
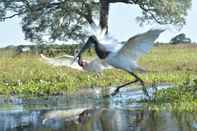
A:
[0, 44, 197, 111]
[141, 78, 197, 112]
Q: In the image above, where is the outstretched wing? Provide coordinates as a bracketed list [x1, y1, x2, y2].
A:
[116, 29, 164, 61]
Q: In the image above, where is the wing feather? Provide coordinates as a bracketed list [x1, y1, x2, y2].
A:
[89, 22, 123, 53]
[117, 29, 164, 61]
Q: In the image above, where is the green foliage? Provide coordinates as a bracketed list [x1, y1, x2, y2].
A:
[136, 0, 192, 27]
[0, 0, 99, 42]
[0, 0, 192, 42]
[2, 44, 81, 57]
[146, 79, 197, 112]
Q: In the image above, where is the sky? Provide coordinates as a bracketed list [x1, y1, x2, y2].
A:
[0, 0, 197, 47]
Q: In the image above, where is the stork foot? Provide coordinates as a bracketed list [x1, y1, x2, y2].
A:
[129, 72, 151, 99]
[138, 79, 151, 99]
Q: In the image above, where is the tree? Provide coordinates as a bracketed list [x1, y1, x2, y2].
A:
[0, 0, 99, 43]
[170, 33, 191, 44]
[0, 0, 192, 43]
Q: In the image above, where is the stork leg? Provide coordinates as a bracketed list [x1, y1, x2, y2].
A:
[111, 72, 150, 99]
[129, 72, 150, 98]
[111, 79, 138, 96]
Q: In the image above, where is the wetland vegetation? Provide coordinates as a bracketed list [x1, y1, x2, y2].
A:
[0, 44, 197, 111]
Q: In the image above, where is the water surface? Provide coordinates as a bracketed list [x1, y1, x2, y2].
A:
[0, 85, 196, 131]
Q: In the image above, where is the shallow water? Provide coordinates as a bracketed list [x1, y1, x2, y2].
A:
[0, 85, 196, 131]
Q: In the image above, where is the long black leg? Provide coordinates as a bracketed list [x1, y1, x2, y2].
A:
[111, 72, 150, 98]
[111, 79, 138, 96]
[129, 72, 150, 98]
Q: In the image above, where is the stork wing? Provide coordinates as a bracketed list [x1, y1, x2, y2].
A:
[116, 29, 164, 61]
[89, 21, 123, 53]
[90, 21, 106, 41]
[40, 54, 83, 70]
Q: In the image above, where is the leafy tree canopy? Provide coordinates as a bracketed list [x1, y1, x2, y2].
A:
[0, 0, 192, 43]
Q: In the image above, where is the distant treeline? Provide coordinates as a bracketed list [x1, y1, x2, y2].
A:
[1, 41, 196, 57]
[1, 44, 81, 57]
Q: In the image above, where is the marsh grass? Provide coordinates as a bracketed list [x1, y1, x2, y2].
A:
[145, 79, 197, 112]
[0, 44, 197, 111]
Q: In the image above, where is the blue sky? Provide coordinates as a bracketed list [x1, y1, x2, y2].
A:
[0, 0, 196, 47]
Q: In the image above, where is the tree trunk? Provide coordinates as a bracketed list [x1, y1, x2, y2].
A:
[99, 0, 109, 32]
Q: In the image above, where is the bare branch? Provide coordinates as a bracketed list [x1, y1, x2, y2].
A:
[0, 12, 23, 21]
[0, 1, 61, 21]
[108, 0, 133, 4]
[138, 5, 164, 24]
[107, 0, 166, 24]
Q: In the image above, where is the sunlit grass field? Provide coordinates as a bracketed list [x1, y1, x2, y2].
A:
[0, 44, 197, 111]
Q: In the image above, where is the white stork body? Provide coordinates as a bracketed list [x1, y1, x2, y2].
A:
[87, 23, 163, 73]
[75, 26, 164, 97]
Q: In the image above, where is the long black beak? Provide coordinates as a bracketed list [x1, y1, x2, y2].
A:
[71, 37, 93, 64]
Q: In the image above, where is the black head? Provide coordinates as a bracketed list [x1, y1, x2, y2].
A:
[88, 35, 98, 45]
[72, 35, 98, 63]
